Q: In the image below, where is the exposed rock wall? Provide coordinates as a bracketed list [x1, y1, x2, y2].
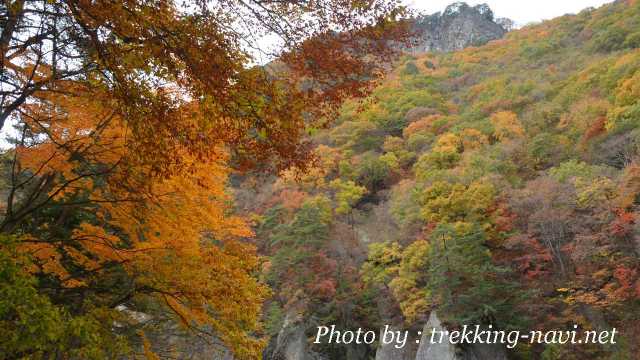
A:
[374, 326, 419, 360]
[263, 307, 329, 360]
[415, 312, 458, 360]
[409, 2, 508, 54]
[414, 312, 509, 360]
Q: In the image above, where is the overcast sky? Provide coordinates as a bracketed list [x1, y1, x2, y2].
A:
[407, 0, 615, 26]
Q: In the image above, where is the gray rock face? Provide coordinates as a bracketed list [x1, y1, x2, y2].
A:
[267, 309, 310, 360]
[409, 2, 508, 53]
[414, 312, 509, 360]
[415, 312, 458, 360]
[263, 307, 328, 360]
[374, 326, 419, 360]
[282, 326, 311, 360]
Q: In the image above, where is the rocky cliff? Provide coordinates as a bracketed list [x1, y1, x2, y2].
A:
[409, 2, 510, 53]
[415, 312, 509, 360]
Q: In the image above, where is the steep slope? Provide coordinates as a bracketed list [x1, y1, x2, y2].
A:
[240, 1, 640, 359]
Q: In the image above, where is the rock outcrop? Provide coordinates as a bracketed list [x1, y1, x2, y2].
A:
[414, 312, 510, 360]
[263, 307, 327, 360]
[374, 326, 419, 360]
[409, 2, 509, 53]
[415, 312, 458, 360]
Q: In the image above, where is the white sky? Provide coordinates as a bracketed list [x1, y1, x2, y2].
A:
[407, 0, 615, 26]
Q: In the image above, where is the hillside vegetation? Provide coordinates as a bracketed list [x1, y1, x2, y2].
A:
[249, 1, 640, 358]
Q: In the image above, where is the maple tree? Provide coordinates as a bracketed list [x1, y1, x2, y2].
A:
[1, 0, 411, 173]
[0, 84, 269, 358]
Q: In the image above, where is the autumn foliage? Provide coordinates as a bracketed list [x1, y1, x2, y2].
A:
[4, 0, 640, 359]
[0, 0, 410, 358]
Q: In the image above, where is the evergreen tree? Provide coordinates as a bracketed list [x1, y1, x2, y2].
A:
[427, 224, 528, 329]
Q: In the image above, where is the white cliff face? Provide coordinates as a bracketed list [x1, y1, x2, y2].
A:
[409, 2, 508, 54]
[374, 325, 419, 360]
[415, 312, 458, 360]
[414, 312, 510, 360]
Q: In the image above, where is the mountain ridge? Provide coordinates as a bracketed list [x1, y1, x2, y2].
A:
[409, 2, 511, 53]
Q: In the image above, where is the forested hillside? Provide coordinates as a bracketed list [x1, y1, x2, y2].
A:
[241, 1, 640, 358]
[2, 0, 640, 359]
